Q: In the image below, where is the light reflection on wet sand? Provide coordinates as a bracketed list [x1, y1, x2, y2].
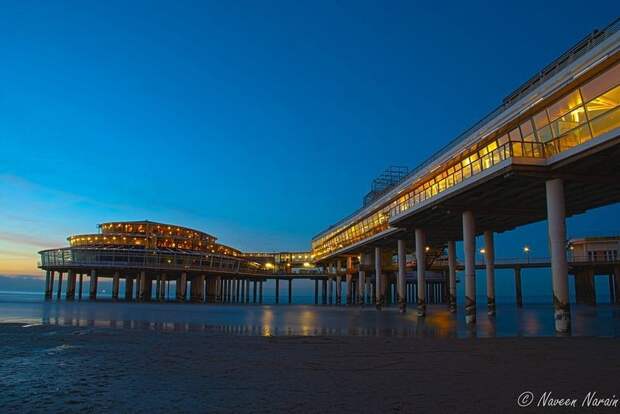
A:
[1, 297, 620, 337]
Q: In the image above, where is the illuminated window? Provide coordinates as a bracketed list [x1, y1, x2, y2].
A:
[547, 90, 582, 121]
[585, 85, 620, 120]
[589, 106, 620, 138]
[536, 124, 554, 142]
[551, 106, 587, 137]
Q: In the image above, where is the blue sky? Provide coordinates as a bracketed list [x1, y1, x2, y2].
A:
[0, 1, 618, 278]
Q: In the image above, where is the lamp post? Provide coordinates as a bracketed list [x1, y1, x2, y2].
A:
[479, 248, 486, 264]
[523, 246, 530, 263]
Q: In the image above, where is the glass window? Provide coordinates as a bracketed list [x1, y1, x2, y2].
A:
[589, 106, 620, 138]
[551, 106, 587, 136]
[585, 85, 620, 120]
[534, 110, 550, 130]
[547, 90, 582, 121]
[472, 160, 481, 174]
[580, 63, 620, 102]
[520, 119, 534, 137]
[481, 154, 492, 169]
[497, 134, 508, 146]
[509, 128, 521, 141]
[557, 123, 591, 151]
[537, 124, 554, 142]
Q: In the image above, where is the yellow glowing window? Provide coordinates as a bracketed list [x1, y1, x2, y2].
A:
[589, 106, 620, 138]
[547, 90, 582, 121]
[481, 154, 492, 169]
[585, 85, 620, 120]
[551, 106, 587, 136]
[537, 125, 554, 142]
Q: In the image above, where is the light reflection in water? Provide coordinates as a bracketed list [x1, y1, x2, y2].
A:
[1, 299, 619, 338]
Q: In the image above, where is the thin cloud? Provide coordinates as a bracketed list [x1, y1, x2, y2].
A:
[0, 231, 61, 249]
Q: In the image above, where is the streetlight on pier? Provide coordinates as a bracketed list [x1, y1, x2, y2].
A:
[479, 248, 486, 264]
[523, 246, 530, 263]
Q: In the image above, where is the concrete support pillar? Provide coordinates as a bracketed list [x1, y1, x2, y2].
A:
[44, 270, 51, 299]
[288, 278, 292, 304]
[358, 254, 366, 305]
[160, 274, 167, 301]
[374, 247, 383, 308]
[66, 270, 76, 300]
[321, 279, 327, 304]
[484, 230, 496, 316]
[397, 239, 406, 313]
[56, 271, 63, 299]
[112, 271, 120, 300]
[89, 269, 97, 300]
[155, 274, 161, 301]
[546, 178, 570, 333]
[259, 280, 264, 303]
[515, 267, 523, 307]
[78, 274, 83, 300]
[462, 210, 476, 324]
[245, 279, 250, 303]
[327, 275, 333, 305]
[335, 259, 342, 304]
[139, 271, 147, 302]
[447, 240, 457, 312]
[191, 274, 205, 303]
[314, 279, 319, 304]
[253, 280, 257, 303]
[608, 274, 615, 304]
[275, 278, 280, 304]
[415, 229, 426, 317]
[346, 256, 353, 305]
[125, 277, 133, 301]
[49, 271, 56, 299]
[219, 277, 224, 302]
[177, 272, 187, 302]
[201, 275, 207, 302]
[235, 278, 240, 302]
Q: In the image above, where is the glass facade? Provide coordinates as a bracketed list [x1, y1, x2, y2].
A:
[312, 61, 620, 260]
[70, 221, 242, 257]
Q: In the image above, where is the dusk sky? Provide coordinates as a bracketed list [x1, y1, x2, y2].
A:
[1, 1, 618, 277]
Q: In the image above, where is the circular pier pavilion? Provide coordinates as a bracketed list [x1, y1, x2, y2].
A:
[39, 220, 271, 303]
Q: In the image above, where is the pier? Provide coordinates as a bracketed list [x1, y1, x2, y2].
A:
[311, 19, 620, 332]
[37, 20, 620, 334]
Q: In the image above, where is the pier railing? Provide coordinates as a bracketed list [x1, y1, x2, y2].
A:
[39, 247, 245, 274]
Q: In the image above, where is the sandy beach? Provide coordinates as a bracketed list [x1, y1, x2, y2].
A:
[2, 322, 619, 413]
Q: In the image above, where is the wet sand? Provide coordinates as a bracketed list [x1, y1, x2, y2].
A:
[2, 323, 619, 413]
